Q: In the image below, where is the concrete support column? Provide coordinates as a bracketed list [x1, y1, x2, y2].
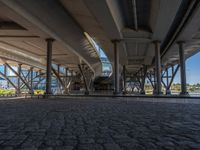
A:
[177, 41, 188, 95]
[153, 41, 162, 95]
[17, 64, 22, 95]
[46, 38, 54, 95]
[166, 68, 169, 86]
[78, 64, 89, 95]
[112, 40, 121, 95]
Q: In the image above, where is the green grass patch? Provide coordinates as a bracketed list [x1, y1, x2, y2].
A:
[0, 89, 16, 95]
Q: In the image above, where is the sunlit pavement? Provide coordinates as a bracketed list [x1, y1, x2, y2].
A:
[0, 98, 200, 150]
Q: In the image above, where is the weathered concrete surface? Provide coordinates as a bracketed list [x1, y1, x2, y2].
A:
[0, 98, 200, 149]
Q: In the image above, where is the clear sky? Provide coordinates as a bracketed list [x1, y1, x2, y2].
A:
[173, 51, 200, 84]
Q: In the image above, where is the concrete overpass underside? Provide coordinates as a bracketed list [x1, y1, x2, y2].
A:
[0, 0, 199, 96]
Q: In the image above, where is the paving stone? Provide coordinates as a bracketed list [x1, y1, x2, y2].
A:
[0, 132, 16, 140]
[20, 137, 43, 148]
[19, 146, 38, 150]
[2, 135, 28, 147]
[96, 136, 114, 144]
[44, 139, 63, 146]
[38, 146, 54, 150]
[0, 140, 5, 145]
[54, 146, 74, 150]
[122, 141, 145, 150]
[77, 144, 103, 150]
[104, 143, 121, 150]
[60, 135, 77, 140]
[112, 134, 132, 143]
[1, 147, 14, 150]
[0, 98, 200, 149]
[79, 138, 95, 144]
[62, 139, 77, 146]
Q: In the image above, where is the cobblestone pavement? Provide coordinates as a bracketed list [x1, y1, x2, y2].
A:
[0, 98, 200, 150]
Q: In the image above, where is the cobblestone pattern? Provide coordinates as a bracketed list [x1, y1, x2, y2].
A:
[0, 98, 200, 149]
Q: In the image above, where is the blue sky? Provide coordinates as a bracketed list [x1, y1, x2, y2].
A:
[173, 51, 200, 84]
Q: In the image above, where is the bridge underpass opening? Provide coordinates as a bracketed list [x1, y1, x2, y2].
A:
[0, 1, 200, 149]
[84, 32, 113, 93]
[0, 0, 199, 98]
